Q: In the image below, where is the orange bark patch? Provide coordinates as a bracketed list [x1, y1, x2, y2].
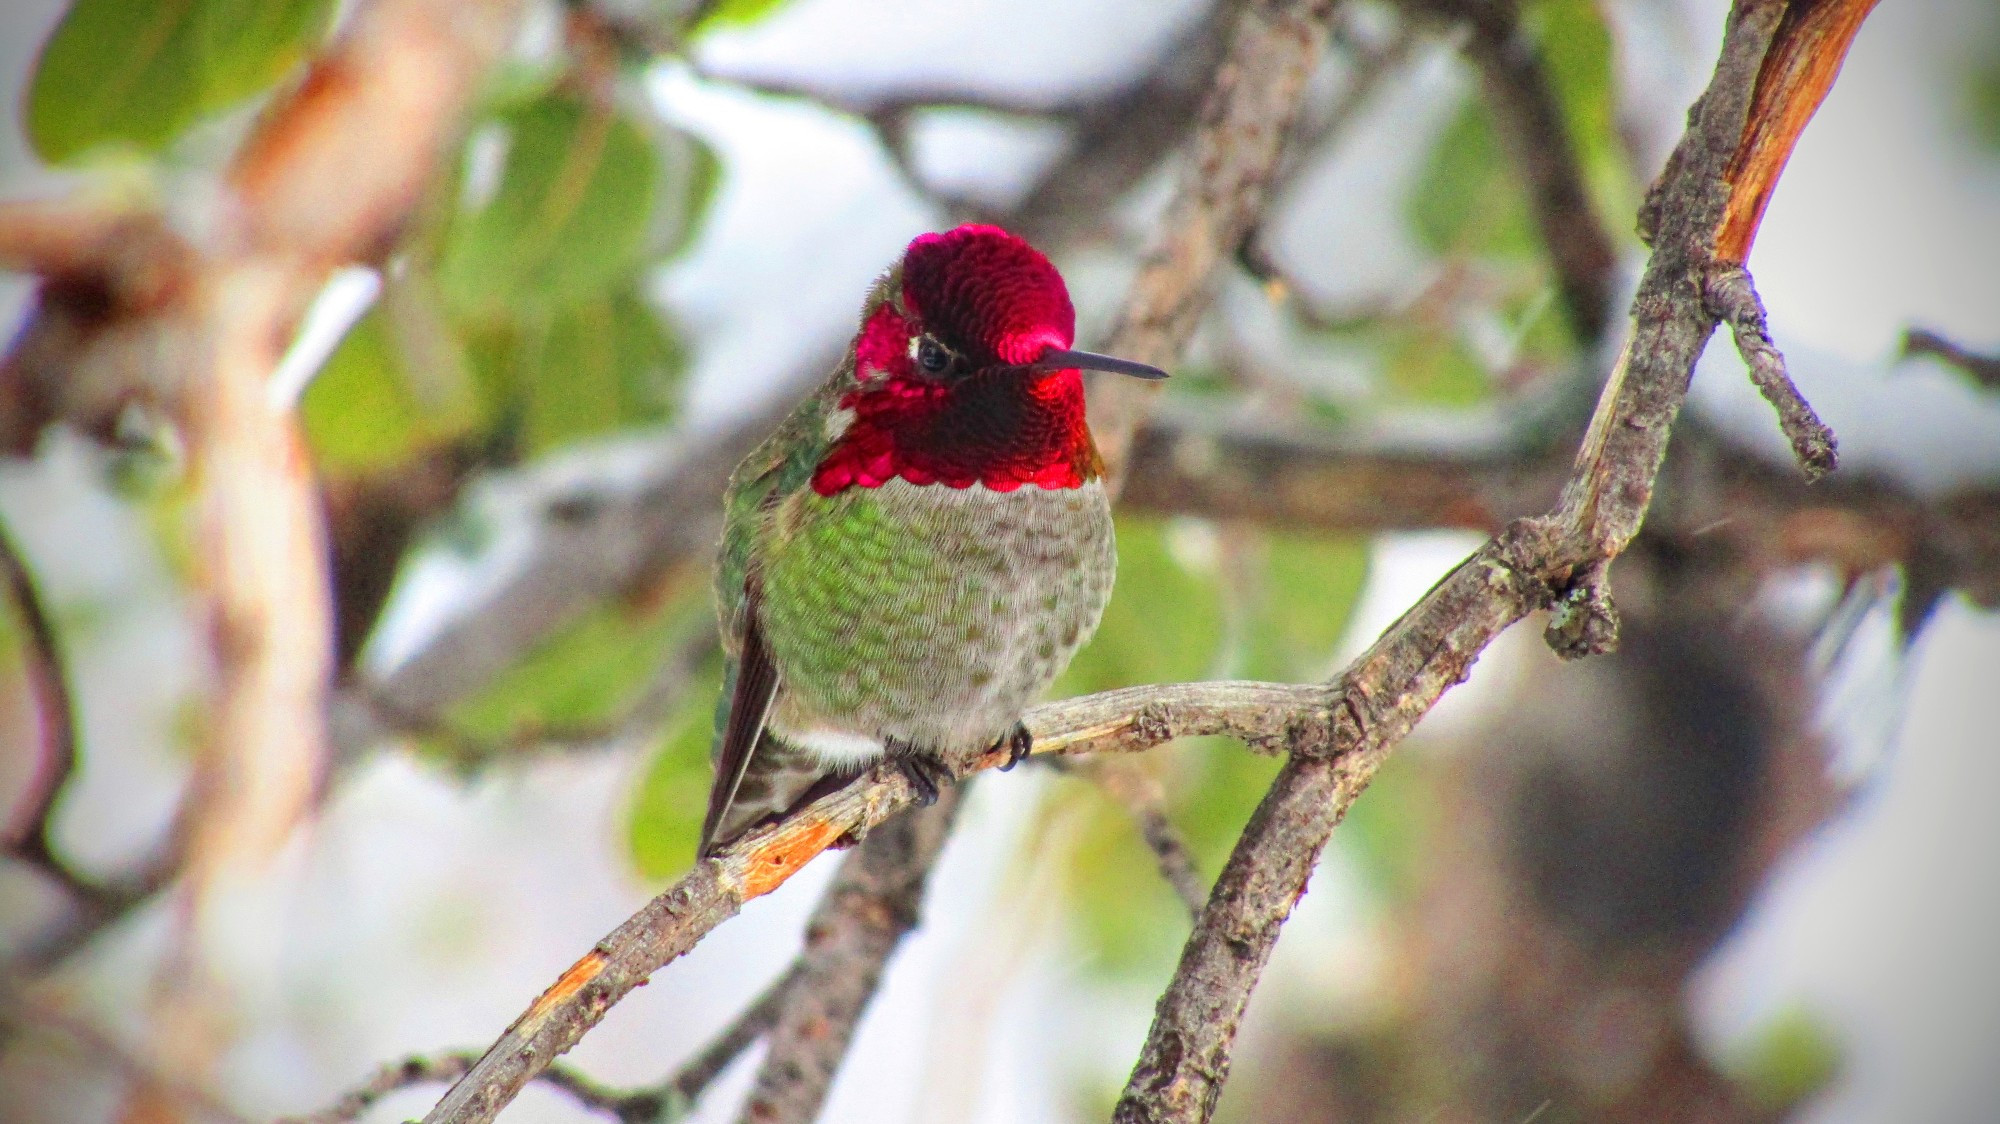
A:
[523, 949, 608, 1026]
[1717, 0, 1882, 263]
[742, 818, 848, 899]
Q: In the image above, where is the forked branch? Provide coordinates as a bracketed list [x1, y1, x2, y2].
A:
[1112, 1, 1872, 1120]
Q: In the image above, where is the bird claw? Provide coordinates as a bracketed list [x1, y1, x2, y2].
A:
[997, 721, 1035, 771]
[893, 753, 952, 806]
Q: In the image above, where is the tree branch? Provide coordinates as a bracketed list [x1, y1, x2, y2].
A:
[291, 962, 798, 1124]
[1108, 2, 1866, 1120]
[408, 1, 1882, 1115]
[5, 824, 191, 975]
[287, 1055, 627, 1124]
[409, 681, 1324, 1124]
[738, 791, 963, 1123]
[665, 961, 802, 1109]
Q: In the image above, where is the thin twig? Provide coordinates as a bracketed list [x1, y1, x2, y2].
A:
[0, 518, 91, 901]
[5, 825, 191, 975]
[738, 790, 963, 1123]
[1440, 0, 1623, 349]
[695, 70, 1078, 122]
[1238, 17, 1419, 318]
[1053, 758, 1208, 917]
[1707, 262, 1837, 481]
[1091, 0, 1345, 483]
[287, 977, 801, 1124]
[667, 960, 803, 1107]
[409, 682, 1327, 1124]
[1902, 326, 2000, 391]
[285, 1055, 605, 1124]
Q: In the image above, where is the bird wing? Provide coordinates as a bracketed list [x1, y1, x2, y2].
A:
[697, 380, 839, 857]
[698, 575, 779, 856]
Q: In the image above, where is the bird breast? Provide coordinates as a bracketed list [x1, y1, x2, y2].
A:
[759, 477, 1115, 757]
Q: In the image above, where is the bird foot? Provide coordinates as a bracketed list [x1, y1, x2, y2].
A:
[996, 721, 1035, 771]
[891, 750, 953, 806]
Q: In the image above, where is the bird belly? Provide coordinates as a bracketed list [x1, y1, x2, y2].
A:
[760, 478, 1114, 760]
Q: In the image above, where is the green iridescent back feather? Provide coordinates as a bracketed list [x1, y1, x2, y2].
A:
[709, 274, 895, 757]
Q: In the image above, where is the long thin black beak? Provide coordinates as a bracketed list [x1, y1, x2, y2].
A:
[1031, 348, 1169, 380]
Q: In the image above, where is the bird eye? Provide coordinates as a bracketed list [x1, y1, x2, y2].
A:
[915, 336, 953, 376]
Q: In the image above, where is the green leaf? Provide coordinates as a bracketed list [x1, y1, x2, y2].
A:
[445, 601, 683, 741]
[627, 660, 725, 881]
[1527, 0, 1620, 177]
[439, 95, 664, 315]
[1532, 0, 1634, 226]
[1407, 100, 1534, 259]
[463, 288, 686, 455]
[27, 0, 334, 164]
[300, 300, 481, 476]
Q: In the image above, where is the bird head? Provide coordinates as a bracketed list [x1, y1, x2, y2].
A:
[813, 225, 1166, 495]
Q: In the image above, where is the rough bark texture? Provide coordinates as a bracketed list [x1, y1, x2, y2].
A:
[1109, 2, 1859, 1119]
[738, 793, 963, 1123]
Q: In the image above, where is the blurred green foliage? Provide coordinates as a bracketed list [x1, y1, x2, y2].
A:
[696, 0, 795, 31]
[1050, 520, 1371, 978]
[446, 592, 701, 742]
[440, 96, 666, 314]
[1408, 0, 1623, 262]
[27, 0, 335, 163]
[301, 304, 483, 476]
[1385, 0, 1627, 408]
[1372, 317, 1494, 410]
[296, 81, 715, 475]
[1726, 1005, 1842, 1111]
[627, 655, 726, 880]
[1966, 25, 2000, 154]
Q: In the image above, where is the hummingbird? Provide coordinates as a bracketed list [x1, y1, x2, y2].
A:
[697, 223, 1167, 856]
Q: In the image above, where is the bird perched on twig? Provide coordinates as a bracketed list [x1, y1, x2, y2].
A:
[698, 224, 1166, 855]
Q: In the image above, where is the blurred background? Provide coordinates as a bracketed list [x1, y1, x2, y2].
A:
[1, 0, 1998, 1120]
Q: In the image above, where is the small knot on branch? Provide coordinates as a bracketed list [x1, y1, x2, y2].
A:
[1544, 563, 1619, 660]
[1706, 262, 1837, 481]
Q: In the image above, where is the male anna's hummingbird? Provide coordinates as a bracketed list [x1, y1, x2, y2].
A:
[698, 224, 1167, 855]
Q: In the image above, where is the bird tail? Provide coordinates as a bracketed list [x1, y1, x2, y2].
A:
[697, 730, 854, 858]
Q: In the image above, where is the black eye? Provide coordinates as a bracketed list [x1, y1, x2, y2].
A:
[916, 336, 953, 375]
